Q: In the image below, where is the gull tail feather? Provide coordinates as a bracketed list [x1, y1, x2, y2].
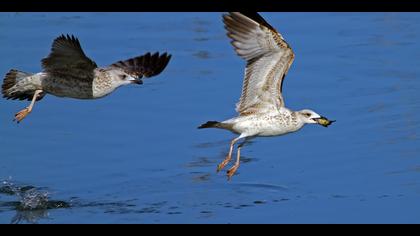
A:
[2, 69, 44, 101]
[198, 121, 233, 130]
[198, 121, 220, 129]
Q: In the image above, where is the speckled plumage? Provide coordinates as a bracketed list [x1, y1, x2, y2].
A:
[2, 34, 171, 123]
[221, 108, 303, 137]
[199, 12, 334, 180]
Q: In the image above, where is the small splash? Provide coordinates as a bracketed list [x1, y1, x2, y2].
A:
[1, 180, 69, 211]
[0, 180, 71, 223]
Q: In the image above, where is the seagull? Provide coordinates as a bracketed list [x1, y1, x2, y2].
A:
[198, 12, 335, 180]
[2, 34, 171, 123]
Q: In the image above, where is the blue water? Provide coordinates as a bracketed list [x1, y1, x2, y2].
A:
[0, 12, 419, 223]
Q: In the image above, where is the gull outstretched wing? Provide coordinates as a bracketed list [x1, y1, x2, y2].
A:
[223, 12, 295, 115]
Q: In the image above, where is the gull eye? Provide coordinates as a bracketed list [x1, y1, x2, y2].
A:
[305, 113, 311, 117]
[120, 74, 127, 80]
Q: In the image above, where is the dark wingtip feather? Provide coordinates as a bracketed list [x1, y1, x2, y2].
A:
[224, 12, 276, 32]
[111, 52, 172, 79]
[146, 52, 171, 78]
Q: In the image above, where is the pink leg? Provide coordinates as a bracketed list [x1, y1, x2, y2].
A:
[227, 145, 242, 180]
[14, 90, 43, 123]
[217, 136, 241, 172]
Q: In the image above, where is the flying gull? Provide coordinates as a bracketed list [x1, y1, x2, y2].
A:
[198, 12, 335, 180]
[2, 34, 171, 123]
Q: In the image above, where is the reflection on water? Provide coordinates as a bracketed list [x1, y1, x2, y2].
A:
[10, 209, 50, 224]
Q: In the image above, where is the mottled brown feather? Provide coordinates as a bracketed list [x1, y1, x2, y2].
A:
[41, 34, 97, 81]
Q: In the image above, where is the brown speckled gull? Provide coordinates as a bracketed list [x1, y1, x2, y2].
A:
[2, 34, 171, 123]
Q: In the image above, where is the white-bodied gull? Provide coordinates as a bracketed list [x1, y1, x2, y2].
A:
[199, 12, 334, 180]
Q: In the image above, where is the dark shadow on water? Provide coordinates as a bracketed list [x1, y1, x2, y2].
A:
[193, 139, 256, 150]
[60, 15, 83, 21]
[190, 172, 212, 182]
[240, 156, 258, 164]
[76, 199, 174, 215]
[186, 157, 215, 168]
[194, 37, 210, 42]
[233, 182, 289, 191]
[192, 50, 211, 59]
[192, 17, 211, 33]
[193, 139, 232, 149]
[189, 139, 259, 183]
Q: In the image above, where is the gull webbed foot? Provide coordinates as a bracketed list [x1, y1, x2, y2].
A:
[13, 108, 30, 123]
[227, 164, 239, 181]
[217, 155, 232, 172]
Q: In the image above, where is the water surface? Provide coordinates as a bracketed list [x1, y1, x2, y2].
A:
[0, 12, 419, 223]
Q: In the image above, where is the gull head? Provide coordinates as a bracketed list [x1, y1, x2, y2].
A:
[297, 109, 335, 127]
[108, 69, 143, 87]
